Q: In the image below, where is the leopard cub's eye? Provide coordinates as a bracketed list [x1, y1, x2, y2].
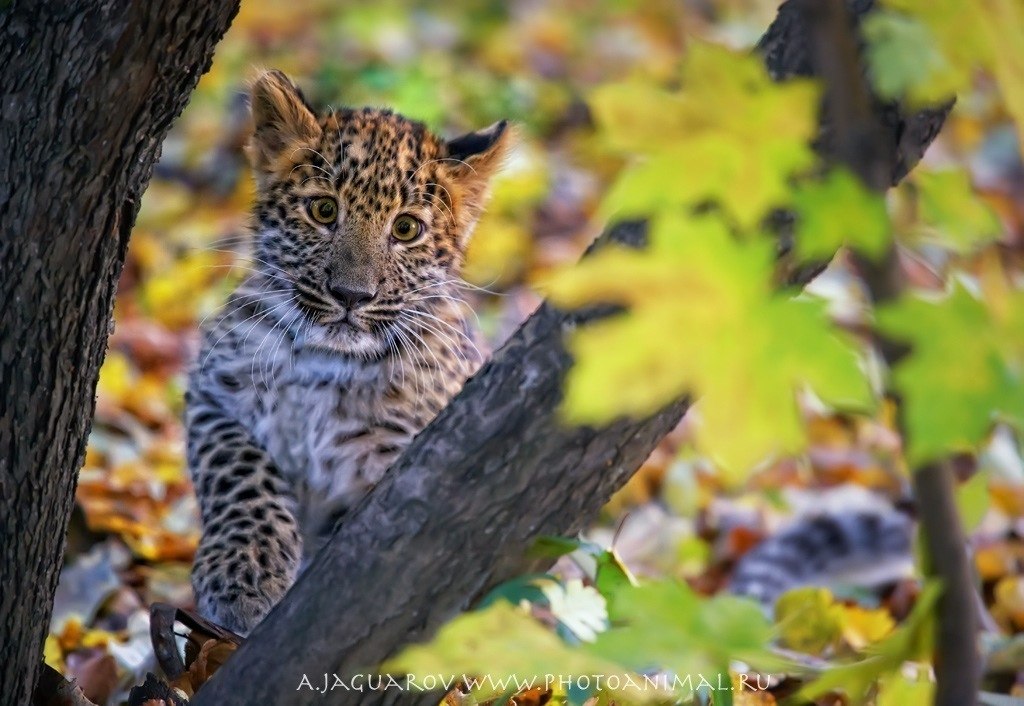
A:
[391, 215, 422, 242]
[308, 197, 338, 225]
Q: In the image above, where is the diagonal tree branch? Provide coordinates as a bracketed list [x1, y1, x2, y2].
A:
[193, 3, 950, 704]
[194, 224, 688, 706]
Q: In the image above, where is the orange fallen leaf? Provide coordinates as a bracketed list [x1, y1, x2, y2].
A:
[171, 638, 239, 697]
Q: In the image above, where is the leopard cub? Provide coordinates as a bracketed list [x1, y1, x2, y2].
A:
[187, 70, 510, 634]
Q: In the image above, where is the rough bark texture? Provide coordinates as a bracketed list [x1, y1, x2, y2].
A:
[32, 665, 99, 706]
[195, 4, 952, 703]
[758, 0, 951, 186]
[0, 3, 238, 703]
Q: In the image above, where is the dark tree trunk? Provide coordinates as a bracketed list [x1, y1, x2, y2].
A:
[0, 3, 237, 703]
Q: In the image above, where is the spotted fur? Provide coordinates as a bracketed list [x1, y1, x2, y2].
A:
[187, 70, 511, 634]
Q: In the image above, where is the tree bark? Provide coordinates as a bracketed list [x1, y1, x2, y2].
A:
[194, 4, 951, 703]
[758, 0, 951, 186]
[0, 3, 237, 703]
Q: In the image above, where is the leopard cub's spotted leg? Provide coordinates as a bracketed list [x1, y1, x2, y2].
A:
[187, 393, 301, 635]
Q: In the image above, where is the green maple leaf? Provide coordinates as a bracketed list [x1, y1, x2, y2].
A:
[877, 673, 934, 706]
[876, 283, 1024, 467]
[590, 42, 819, 229]
[862, 11, 959, 103]
[588, 580, 773, 680]
[544, 212, 873, 480]
[867, 0, 1024, 151]
[382, 601, 640, 699]
[792, 168, 890, 261]
[914, 169, 1002, 254]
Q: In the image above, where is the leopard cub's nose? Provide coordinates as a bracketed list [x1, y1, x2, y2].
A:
[328, 283, 377, 310]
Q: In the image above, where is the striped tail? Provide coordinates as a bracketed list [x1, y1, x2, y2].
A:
[728, 510, 915, 606]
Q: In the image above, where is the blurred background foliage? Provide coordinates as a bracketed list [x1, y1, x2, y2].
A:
[52, 1, 1024, 704]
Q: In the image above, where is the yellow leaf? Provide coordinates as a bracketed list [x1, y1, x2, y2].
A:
[96, 352, 136, 409]
[591, 42, 819, 229]
[464, 215, 531, 288]
[142, 250, 226, 329]
[799, 582, 941, 704]
[44, 635, 64, 672]
[543, 212, 872, 479]
[774, 587, 843, 655]
[980, 0, 1024, 151]
[839, 605, 896, 651]
[994, 576, 1024, 631]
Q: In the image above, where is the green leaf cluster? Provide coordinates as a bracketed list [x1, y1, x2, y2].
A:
[545, 212, 873, 477]
[877, 284, 1024, 466]
[384, 577, 773, 704]
[799, 582, 941, 704]
[590, 42, 819, 229]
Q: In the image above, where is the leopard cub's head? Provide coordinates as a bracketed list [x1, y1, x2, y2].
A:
[246, 69, 511, 358]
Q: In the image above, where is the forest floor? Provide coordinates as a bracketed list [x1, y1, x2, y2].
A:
[46, 2, 1024, 704]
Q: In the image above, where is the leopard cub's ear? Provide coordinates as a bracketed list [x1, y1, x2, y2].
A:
[247, 69, 321, 174]
[445, 120, 513, 186]
[443, 121, 514, 247]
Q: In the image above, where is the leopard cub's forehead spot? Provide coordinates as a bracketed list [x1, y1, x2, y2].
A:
[322, 109, 441, 182]
[262, 108, 455, 226]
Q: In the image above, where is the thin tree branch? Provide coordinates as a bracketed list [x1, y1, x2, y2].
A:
[793, 1, 979, 704]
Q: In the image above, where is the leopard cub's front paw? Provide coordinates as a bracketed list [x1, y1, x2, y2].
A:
[197, 592, 274, 637]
